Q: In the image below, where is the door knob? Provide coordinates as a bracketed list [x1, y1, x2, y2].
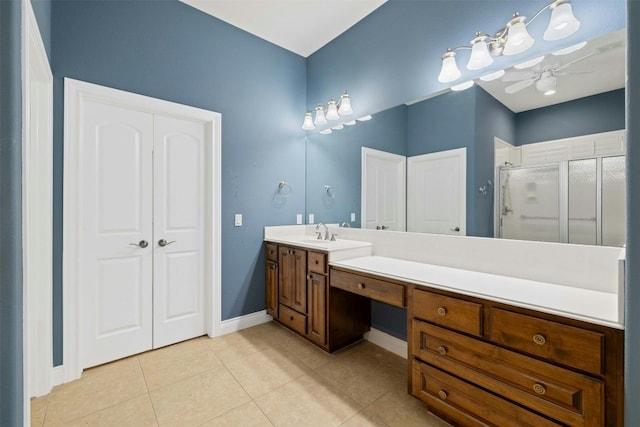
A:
[158, 239, 176, 247]
[449, 226, 460, 232]
[129, 240, 149, 248]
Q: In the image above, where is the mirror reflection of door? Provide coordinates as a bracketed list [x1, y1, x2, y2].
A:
[407, 148, 466, 235]
[361, 147, 406, 231]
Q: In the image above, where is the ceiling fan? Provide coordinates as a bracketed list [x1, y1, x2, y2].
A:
[502, 53, 595, 96]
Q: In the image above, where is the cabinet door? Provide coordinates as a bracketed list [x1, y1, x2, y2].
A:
[266, 260, 278, 318]
[278, 246, 307, 313]
[307, 272, 327, 346]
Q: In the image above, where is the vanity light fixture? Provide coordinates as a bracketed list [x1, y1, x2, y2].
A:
[357, 115, 372, 121]
[332, 124, 344, 131]
[319, 128, 333, 135]
[552, 41, 587, 55]
[479, 70, 505, 81]
[451, 80, 474, 91]
[344, 120, 357, 126]
[301, 90, 354, 130]
[437, 0, 580, 83]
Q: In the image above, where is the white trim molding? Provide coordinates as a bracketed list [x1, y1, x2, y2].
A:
[217, 310, 273, 336]
[364, 328, 408, 359]
[63, 78, 222, 383]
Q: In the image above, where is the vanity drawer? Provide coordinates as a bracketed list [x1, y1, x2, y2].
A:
[330, 269, 405, 307]
[412, 289, 482, 337]
[265, 243, 278, 262]
[412, 361, 562, 427]
[489, 308, 605, 375]
[308, 251, 327, 274]
[279, 304, 306, 336]
[413, 320, 604, 426]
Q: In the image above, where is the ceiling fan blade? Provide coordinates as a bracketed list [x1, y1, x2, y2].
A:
[502, 71, 537, 82]
[505, 79, 535, 94]
[555, 52, 597, 71]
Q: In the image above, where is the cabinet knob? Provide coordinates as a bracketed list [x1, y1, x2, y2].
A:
[533, 383, 546, 395]
[533, 334, 546, 345]
[289, 316, 294, 321]
[357, 283, 365, 290]
[438, 390, 448, 400]
[307, 274, 312, 280]
[437, 307, 447, 316]
[437, 346, 447, 355]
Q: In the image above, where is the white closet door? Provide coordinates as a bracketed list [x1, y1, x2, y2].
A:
[153, 115, 206, 348]
[81, 101, 154, 368]
[361, 148, 406, 231]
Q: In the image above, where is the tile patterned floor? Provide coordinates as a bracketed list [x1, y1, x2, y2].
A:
[31, 321, 451, 427]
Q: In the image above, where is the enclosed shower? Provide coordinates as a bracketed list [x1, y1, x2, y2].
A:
[496, 155, 625, 247]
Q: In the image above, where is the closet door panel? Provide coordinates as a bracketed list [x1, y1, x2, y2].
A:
[153, 114, 207, 348]
[81, 100, 154, 368]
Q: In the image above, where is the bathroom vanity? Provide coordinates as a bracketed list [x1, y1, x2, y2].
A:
[264, 226, 625, 426]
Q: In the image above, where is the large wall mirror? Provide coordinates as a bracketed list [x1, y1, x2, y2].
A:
[305, 28, 626, 246]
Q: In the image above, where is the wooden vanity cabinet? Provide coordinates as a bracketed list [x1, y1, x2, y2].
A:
[408, 286, 624, 427]
[265, 242, 369, 352]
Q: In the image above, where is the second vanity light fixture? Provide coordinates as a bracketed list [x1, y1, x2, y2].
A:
[437, 0, 580, 83]
[301, 91, 353, 130]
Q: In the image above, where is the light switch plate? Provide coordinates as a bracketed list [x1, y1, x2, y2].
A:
[351, 212, 356, 222]
[296, 214, 303, 224]
[308, 214, 315, 224]
[234, 213, 242, 226]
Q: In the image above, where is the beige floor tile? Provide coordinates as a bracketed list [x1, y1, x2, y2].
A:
[366, 387, 452, 427]
[340, 410, 388, 427]
[207, 328, 275, 364]
[316, 349, 406, 407]
[278, 332, 338, 370]
[30, 395, 49, 427]
[225, 347, 309, 398]
[255, 373, 362, 427]
[353, 341, 407, 372]
[64, 394, 158, 427]
[150, 366, 250, 427]
[44, 357, 148, 426]
[139, 336, 223, 390]
[201, 401, 273, 427]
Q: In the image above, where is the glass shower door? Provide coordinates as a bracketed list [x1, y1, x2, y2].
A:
[568, 159, 597, 245]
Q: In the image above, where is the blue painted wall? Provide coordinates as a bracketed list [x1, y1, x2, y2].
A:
[0, 0, 24, 424]
[31, 0, 52, 61]
[306, 104, 407, 226]
[516, 89, 626, 145]
[50, 0, 306, 366]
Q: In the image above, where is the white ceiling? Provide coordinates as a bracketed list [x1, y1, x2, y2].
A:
[477, 29, 626, 113]
[180, 0, 388, 57]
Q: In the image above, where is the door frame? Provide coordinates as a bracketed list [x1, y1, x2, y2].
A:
[63, 78, 221, 382]
[361, 147, 407, 231]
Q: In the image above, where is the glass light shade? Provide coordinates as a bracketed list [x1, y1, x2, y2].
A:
[536, 76, 557, 96]
[479, 70, 505, 82]
[314, 105, 327, 125]
[332, 124, 344, 130]
[514, 56, 544, 69]
[503, 20, 535, 56]
[438, 52, 461, 83]
[544, 2, 580, 41]
[357, 115, 372, 121]
[319, 128, 332, 135]
[301, 112, 315, 130]
[467, 40, 494, 70]
[552, 41, 587, 56]
[451, 80, 474, 91]
[338, 92, 353, 115]
[344, 120, 357, 126]
[326, 99, 340, 120]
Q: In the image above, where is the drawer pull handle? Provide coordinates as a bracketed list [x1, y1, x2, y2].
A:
[533, 383, 546, 395]
[533, 334, 546, 345]
[357, 283, 365, 290]
[289, 316, 294, 321]
[437, 307, 447, 316]
[437, 346, 447, 355]
[438, 390, 448, 400]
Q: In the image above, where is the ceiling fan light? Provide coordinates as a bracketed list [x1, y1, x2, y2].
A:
[326, 99, 340, 120]
[438, 51, 461, 83]
[479, 70, 505, 81]
[544, 2, 580, 41]
[467, 38, 494, 70]
[535, 75, 557, 95]
[314, 105, 327, 125]
[301, 112, 315, 130]
[514, 56, 545, 69]
[503, 17, 535, 56]
[552, 41, 587, 56]
[451, 80, 474, 91]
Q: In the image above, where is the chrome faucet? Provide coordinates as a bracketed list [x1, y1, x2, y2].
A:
[316, 223, 329, 240]
[340, 222, 351, 228]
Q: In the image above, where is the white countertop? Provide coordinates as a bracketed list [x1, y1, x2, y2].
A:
[331, 256, 622, 330]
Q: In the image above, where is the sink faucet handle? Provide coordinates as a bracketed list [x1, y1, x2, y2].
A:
[330, 233, 338, 241]
[315, 231, 323, 240]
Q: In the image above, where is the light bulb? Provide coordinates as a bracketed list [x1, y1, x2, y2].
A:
[467, 37, 494, 70]
[314, 105, 327, 125]
[338, 91, 353, 115]
[301, 112, 315, 130]
[326, 99, 339, 120]
[438, 51, 461, 83]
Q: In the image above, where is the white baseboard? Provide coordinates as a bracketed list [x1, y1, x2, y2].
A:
[51, 365, 65, 387]
[216, 310, 272, 336]
[364, 328, 408, 359]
